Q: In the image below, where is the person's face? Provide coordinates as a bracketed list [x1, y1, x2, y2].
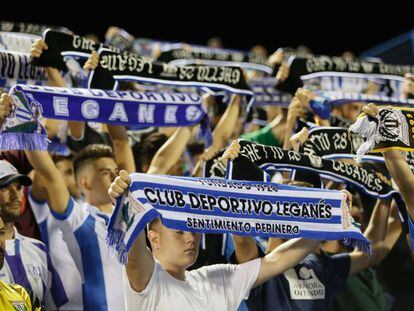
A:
[0, 181, 23, 222]
[151, 225, 200, 269]
[402, 76, 414, 98]
[87, 157, 118, 205]
[340, 102, 363, 122]
[56, 159, 81, 199]
[0, 217, 5, 269]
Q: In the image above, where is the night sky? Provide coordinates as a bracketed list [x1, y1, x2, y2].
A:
[3, 2, 414, 56]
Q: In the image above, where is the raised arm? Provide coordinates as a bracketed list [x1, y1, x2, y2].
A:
[108, 171, 154, 292]
[348, 198, 392, 276]
[31, 39, 86, 139]
[146, 126, 194, 175]
[362, 103, 414, 220]
[253, 238, 320, 288]
[232, 236, 260, 264]
[383, 150, 414, 219]
[209, 94, 241, 151]
[0, 94, 70, 213]
[107, 125, 135, 173]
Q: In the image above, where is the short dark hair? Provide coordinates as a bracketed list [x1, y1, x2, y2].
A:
[73, 144, 114, 175]
[51, 153, 74, 165]
[133, 132, 168, 172]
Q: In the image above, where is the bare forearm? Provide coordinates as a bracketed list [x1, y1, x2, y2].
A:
[266, 238, 319, 265]
[363, 199, 391, 244]
[254, 238, 319, 287]
[108, 125, 135, 173]
[126, 231, 154, 292]
[349, 199, 395, 275]
[24, 150, 69, 213]
[283, 118, 296, 150]
[383, 151, 414, 219]
[30, 172, 48, 201]
[384, 151, 414, 193]
[45, 67, 66, 87]
[232, 235, 259, 263]
[147, 127, 192, 175]
[211, 95, 241, 150]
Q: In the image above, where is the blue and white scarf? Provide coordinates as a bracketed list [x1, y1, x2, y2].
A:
[306, 91, 414, 120]
[0, 84, 209, 150]
[0, 21, 70, 36]
[248, 77, 292, 108]
[107, 173, 370, 263]
[0, 31, 39, 54]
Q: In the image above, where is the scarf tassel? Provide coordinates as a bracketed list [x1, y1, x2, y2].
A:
[0, 132, 49, 151]
[106, 228, 129, 265]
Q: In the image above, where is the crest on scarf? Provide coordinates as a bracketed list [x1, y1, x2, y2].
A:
[121, 193, 148, 231]
[377, 108, 409, 146]
[5, 90, 43, 133]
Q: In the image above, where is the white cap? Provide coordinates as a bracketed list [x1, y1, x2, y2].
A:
[0, 160, 31, 187]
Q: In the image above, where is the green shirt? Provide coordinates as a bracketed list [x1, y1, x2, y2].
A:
[241, 125, 281, 147]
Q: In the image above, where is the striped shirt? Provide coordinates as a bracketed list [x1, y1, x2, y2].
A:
[28, 191, 83, 310]
[0, 227, 68, 309]
[51, 197, 124, 311]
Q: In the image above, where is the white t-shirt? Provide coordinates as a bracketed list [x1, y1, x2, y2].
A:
[123, 258, 261, 311]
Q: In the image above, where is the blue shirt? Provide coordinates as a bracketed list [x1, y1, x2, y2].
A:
[245, 253, 350, 311]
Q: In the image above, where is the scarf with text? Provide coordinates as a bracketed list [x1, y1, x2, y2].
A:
[349, 107, 414, 161]
[222, 139, 395, 198]
[0, 21, 70, 36]
[277, 55, 411, 94]
[31, 29, 123, 71]
[0, 84, 208, 150]
[157, 46, 273, 74]
[248, 77, 292, 108]
[0, 50, 46, 89]
[88, 48, 254, 102]
[0, 31, 39, 54]
[303, 91, 414, 120]
[300, 126, 414, 170]
[107, 172, 370, 264]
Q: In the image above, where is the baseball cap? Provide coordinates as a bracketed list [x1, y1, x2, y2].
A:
[0, 160, 32, 187]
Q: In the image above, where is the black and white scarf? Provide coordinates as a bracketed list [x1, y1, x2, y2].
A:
[31, 29, 123, 71]
[303, 126, 414, 170]
[206, 139, 395, 198]
[277, 55, 412, 94]
[157, 46, 273, 74]
[349, 107, 414, 161]
[87, 48, 254, 101]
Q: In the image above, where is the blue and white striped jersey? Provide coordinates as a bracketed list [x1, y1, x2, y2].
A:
[0, 227, 68, 310]
[51, 197, 124, 311]
[28, 192, 83, 310]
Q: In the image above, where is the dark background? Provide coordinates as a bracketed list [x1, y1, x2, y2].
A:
[2, 2, 414, 56]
